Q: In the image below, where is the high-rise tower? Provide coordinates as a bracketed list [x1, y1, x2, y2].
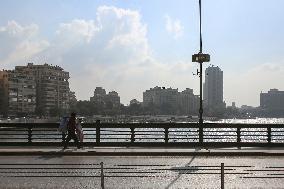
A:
[204, 66, 224, 114]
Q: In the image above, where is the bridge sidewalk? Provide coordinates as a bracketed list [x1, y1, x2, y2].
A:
[1, 146, 284, 156]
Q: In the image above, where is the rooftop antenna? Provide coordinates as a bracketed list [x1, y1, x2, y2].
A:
[192, 0, 210, 139]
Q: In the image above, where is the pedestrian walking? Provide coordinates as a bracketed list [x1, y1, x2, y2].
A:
[63, 112, 81, 149]
[76, 118, 84, 145]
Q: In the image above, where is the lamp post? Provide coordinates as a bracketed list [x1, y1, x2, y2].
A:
[192, 0, 210, 142]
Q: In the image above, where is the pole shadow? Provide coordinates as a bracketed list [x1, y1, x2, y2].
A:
[165, 148, 200, 189]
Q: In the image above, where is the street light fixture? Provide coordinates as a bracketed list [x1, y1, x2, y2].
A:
[192, 0, 210, 142]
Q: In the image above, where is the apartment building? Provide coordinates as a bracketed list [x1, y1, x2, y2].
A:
[107, 91, 120, 108]
[90, 87, 120, 109]
[0, 63, 70, 116]
[90, 87, 107, 103]
[143, 86, 199, 115]
[204, 65, 225, 113]
[260, 89, 284, 110]
[179, 88, 199, 115]
[143, 86, 179, 109]
[0, 69, 36, 116]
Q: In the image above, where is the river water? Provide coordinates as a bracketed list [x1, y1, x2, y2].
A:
[212, 118, 284, 124]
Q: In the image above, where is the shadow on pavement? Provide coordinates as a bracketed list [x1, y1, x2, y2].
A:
[165, 148, 200, 189]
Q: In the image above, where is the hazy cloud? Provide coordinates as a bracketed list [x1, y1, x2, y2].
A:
[165, 15, 184, 39]
[0, 20, 49, 68]
[225, 62, 284, 107]
[49, 6, 194, 103]
[32, 6, 195, 103]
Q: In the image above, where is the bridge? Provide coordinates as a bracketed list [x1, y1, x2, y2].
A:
[1, 122, 284, 188]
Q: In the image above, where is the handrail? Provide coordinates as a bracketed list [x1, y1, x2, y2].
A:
[0, 123, 284, 147]
[0, 162, 253, 188]
[1, 122, 284, 128]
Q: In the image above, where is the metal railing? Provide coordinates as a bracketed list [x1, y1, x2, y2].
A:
[0, 122, 284, 147]
[2, 162, 276, 188]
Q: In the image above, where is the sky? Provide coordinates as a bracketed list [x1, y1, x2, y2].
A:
[1, 0, 284, 107]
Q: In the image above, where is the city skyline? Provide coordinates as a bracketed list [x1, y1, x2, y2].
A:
[1, 62, 283, 117]
[1, 1, 284, 106]
[0, 61, 282, 108]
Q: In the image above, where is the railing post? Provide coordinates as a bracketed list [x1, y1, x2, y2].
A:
[267, 127, 271, 144]
[199, 126, 203, 144]
[131, 127, 135, 143]
[100, 162, 104, 189]
[96, 120, 101, 145]
[221, 163, 224, 189]
[28, 125, 32, 144]
[164, 127, 169, 144]
[237, 127, 241, 145]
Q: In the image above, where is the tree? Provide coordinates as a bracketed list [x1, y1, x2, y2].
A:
[35, 105, 44, 117]
[128, 103, 142, 115]
[49, 106, 64, 117]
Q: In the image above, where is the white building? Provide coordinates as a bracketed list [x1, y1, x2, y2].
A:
[204, 66, 225, 113]
[143, 86, 178, 109]
[143, 86, 199, 115]
[90, 87, 120, 109]
[179, 88, 199, 115]
[260, 89, 284, 110]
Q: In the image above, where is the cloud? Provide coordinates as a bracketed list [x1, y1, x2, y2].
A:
[33, 6, 195, 104]
[47, 6, 194, 103]
[164, 15, 184, 39]
[56, 19, 99, 44]
[224, 62, 284, 107]
[76, 58, 197, 104]
[0, 7, 211, 105]
[3, 6, 282, 107]
[0, 20, 49, 68]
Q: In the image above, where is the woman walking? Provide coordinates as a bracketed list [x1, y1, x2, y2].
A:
[63, 112, 81, 149]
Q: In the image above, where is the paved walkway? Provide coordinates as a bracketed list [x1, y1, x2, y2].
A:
[1, 155, 284, 188]
[1, 146, 284, 156]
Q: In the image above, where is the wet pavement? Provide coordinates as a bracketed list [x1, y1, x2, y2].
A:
[0, 156, 284, 188]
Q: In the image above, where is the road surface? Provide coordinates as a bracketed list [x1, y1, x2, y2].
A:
[0, 156, 284, 188]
